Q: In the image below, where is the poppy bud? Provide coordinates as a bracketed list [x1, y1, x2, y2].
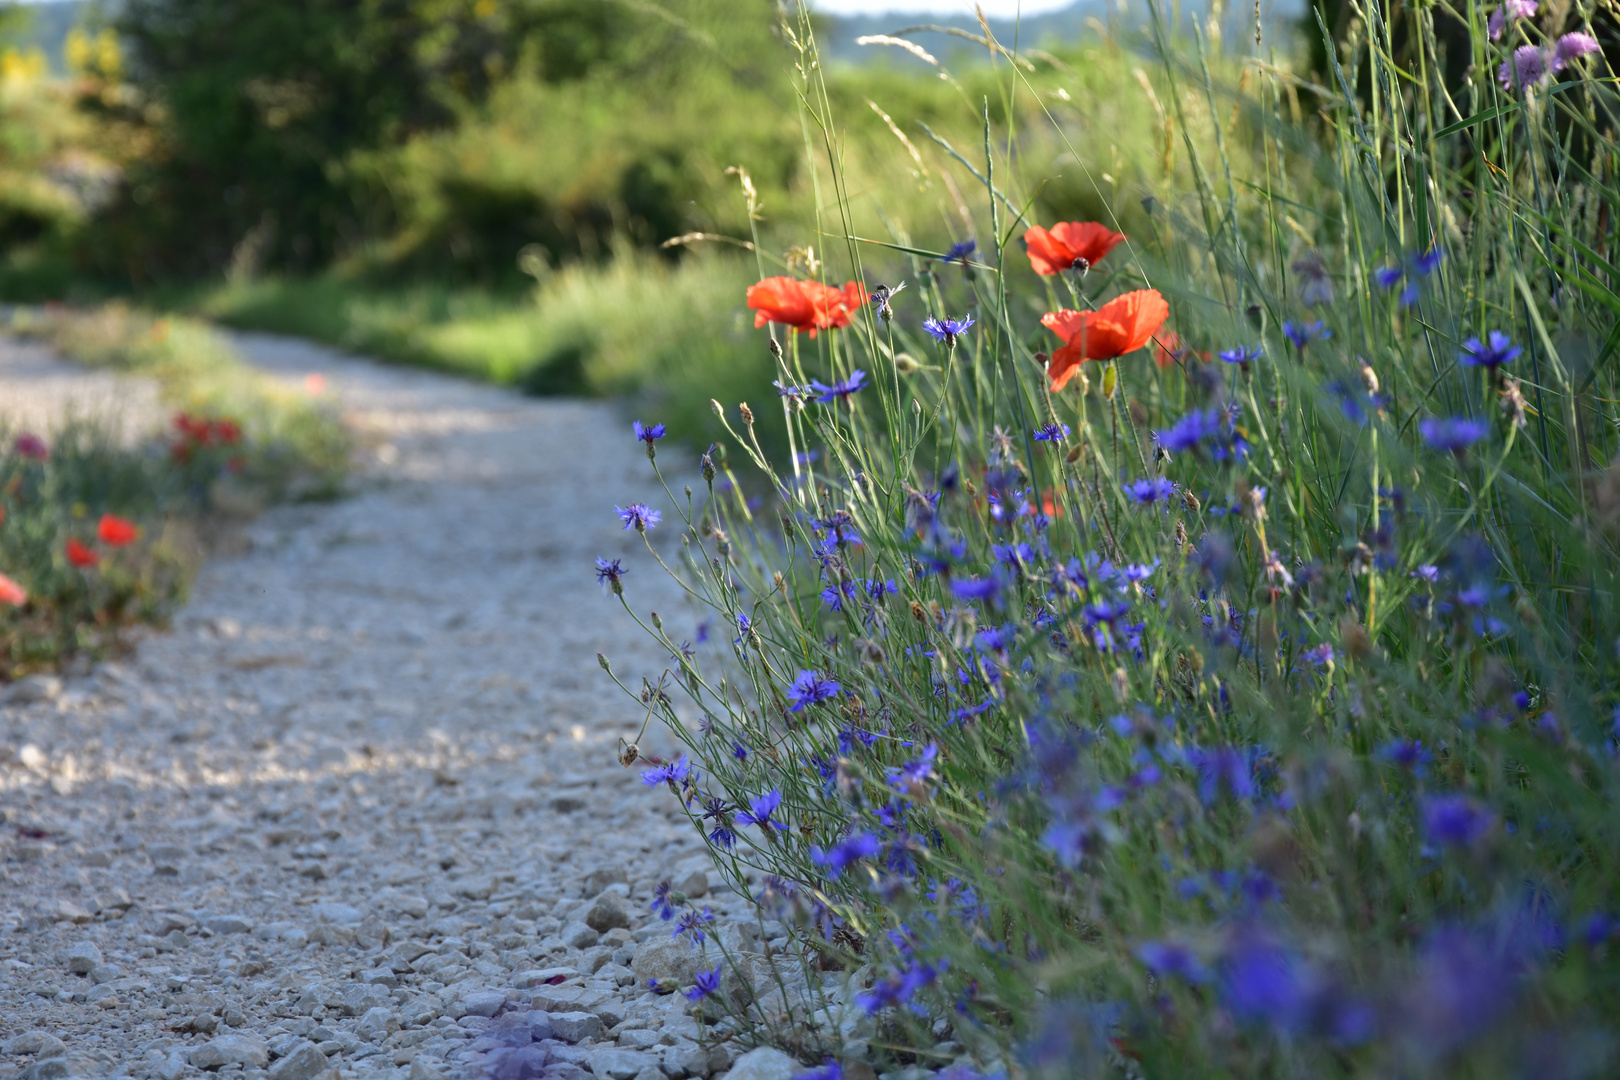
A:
[1101, 361, 1118, 401]
[1065, 444, 1084, 464]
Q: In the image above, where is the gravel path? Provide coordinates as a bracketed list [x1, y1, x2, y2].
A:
[0, 334, 814, 1080]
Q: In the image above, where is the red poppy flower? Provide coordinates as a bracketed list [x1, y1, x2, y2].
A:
[0, 571, 26, 606]
[1040, 289, 1171, 392]
[746, 277, 868, 338]
[211, 419, 242, 446]
[98, 514, 140, 547]
[66, 538, 99, 568]
[1023, 221, 1127, 276]
[1150, 330, 1212, 369]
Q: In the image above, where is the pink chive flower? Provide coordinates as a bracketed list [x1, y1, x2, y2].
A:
[1552, 32, 1601, 71]
[1498, 44, 1547, 90]
[1487, 0, 1536, 41]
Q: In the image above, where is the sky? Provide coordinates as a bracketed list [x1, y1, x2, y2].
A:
[809, 0, 1080, 15]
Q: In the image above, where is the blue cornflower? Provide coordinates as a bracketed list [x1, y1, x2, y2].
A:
[1155, 409, 1222, 454]
[1376, 248, 1442, 305]
[594, 557, 625, 595]
[820, 583, 850, 613]
[674, 906, 715, 944]
[632, 420, 666, 444]
[640, 755, 692, 786]
[922, 315, 975, 348]
[682, 966, 722, 1002]
[942, 239, 977, 264]
[1380, 738, 1432, 773]
[773, 380, 810, 399]
[650, 881, 676, 921]
[1282, 320, 1331, 348]
[1123, 477, 1176, 507]
[1033, 422, 1070, 442]
[818, 510, 861, 547]
[810, 832, 882, 879]
[811, 369, 868, 403]
[1460, 330, 1522, 371]
[889, 744, 939, 791]
[1136, 940, 1210, 983]
[732, 742, 748, 762]
[1423, 794, 1496, 847]
[1419, 416, 1489, 453]
[1218, 344, 1263, 369]
[707, 826, 735, 850]
[1411, 565, 1440, 582]
[950, 577, 1001, 603]
[786, 670, 840, 712]
[738, 789, 788, 831]
[615, 503, 661, 532]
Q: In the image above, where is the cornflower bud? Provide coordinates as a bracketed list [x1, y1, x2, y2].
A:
[597, 652, 612, 672]
[651, 611, 663, 630]
[710, 399, 724, 417]
[769, 337, 784, 361]
[739, 402, 754, 426]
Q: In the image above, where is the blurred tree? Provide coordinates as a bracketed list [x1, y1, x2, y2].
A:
[96, 0, 789, 282]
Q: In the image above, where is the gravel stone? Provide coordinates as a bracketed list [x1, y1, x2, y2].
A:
[190, 1034, 270, 1071]
[719, 1047, 798, 1080]
[4, 1032, 68, 1058]
[456, 990, 507, 1018]
[17, 1059, 71, 1080]
[548, 1012, 605, 1043]
[586, 1048, 657, 1080]
[0, 332, 750, 1080]
[64, 942, 103, 974]
[267, 1043, 328, 1080]
[584, 892, 630, 933]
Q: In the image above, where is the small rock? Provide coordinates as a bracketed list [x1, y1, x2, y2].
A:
[311, 902, 363, 924]
[407, 1060, 446, 1080]
[560, 921, 600, 949]
[456, 990, 507, 1018]
[64, 942, 103, 974]
[631, 937, 708, 986]
[18, 1060, 71, 1080]
[188, 1014, 219, 1035]
[582, 865, 628, 896]
[355, 914, 391, 950]
[360, 967, 399, 988]
[512, 966, 579, 988]
[356, 1007, 396, 1042]
[675, 870, 709, 899]
[583, 892, 629, 933]
[50, 901, 93, 924]
[267, 1042, 327, 1080]
[548, 1011, 604, 1043]
[720, 1047, 798, 1080]
[10, 675, 62, 704]
[336, 982, 390, 1017]
[661, 1044, 707, 1080]
[392, 895, 430, 919]
[190, 1034, 269, 1071]
[96, 888, 134, 911]
[586, 1048, 656, 1080]
[454, 876, 494, 901]
[4, 1031, 68, 1058]
[89, 964, 123, 984]
[204, 915, 253, 935]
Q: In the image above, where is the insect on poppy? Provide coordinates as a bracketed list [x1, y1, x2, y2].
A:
[1023, 221, 1127, 276]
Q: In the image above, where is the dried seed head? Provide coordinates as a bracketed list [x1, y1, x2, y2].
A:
[617, 742, 640, 767]
[739, 402, 755, 426]
[1500, 378, 1527, 429]
[909, 600, 927, 623]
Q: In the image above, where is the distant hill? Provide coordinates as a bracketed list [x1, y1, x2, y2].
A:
[815, 0, 1309, 66]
